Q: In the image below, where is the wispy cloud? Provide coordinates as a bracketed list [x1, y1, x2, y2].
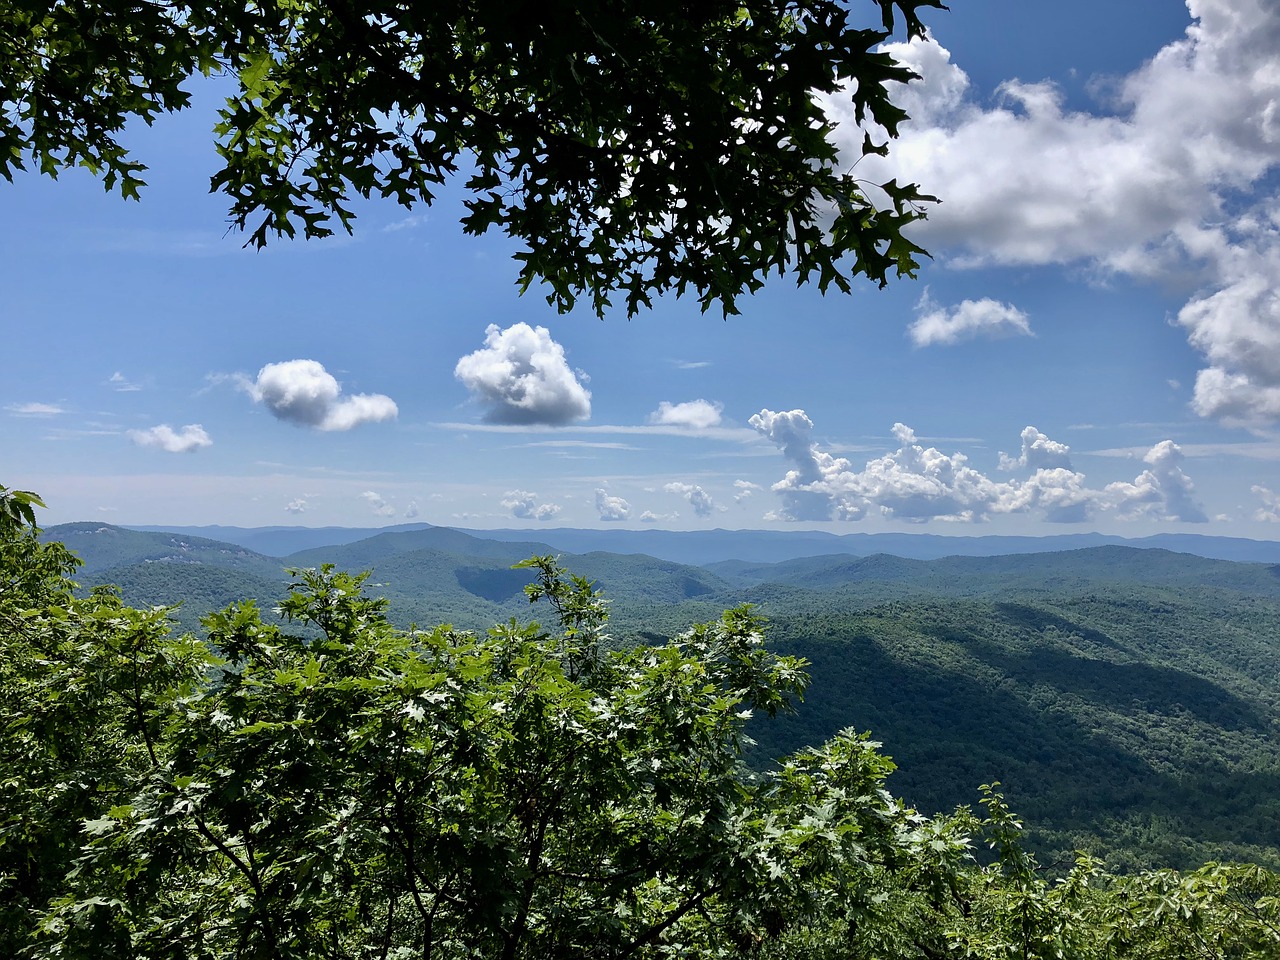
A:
[107, 372, 142, 392]
[6, 402, 66, 416]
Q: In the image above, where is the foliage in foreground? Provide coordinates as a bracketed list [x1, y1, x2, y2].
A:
[3, 0, 940, 317]
[2, 495, 1280, 958]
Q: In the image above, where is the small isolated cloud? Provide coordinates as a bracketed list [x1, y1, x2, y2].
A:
[361, 490, 397, 517]
[908, 291, 1032, 347]
[404, 500, 420, 520]
[501, 489, 562, 521]
[640, 510, 679, 523]
[733, 479, 762, 503]
[999, 426, 1074, 471]
[1252, 485, 1280, 522]
[454, 323, 591, 425]
[1105, 441, 1209, 523]
[285, 499, 308, 514]
[108, 371, 142, 392]
[672, 359, 711, 370]
[594, 488, 631, 522]
[245, 359, 397, 431]
[5, 402, 65, 417]
[649, 399, 724, 429]
[663, 481, 719, 518]
[128, 424, 212, 454]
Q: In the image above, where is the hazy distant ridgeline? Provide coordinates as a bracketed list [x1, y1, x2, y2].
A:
[47, 521, 1280, 870]
[125, 521, 1280, 565]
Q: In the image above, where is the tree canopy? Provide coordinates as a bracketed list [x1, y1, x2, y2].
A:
[2, 0, 944, 316]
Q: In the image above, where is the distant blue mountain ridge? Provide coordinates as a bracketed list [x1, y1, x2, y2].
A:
[122, 522, 1280, 566]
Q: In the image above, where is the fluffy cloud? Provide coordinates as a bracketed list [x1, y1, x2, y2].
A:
[908, 292, 1031, 347]
[747, 409, 847, 520]
[752, 409, 1206, 525]
[128, 424, 212, 453]
[361, 490, 397, 517]
[663, 482, 718, 518]
[1105, 441, 1209, 523]
[245, 360, 397, 431]
[455, 323, 591, 425]
[648, 399, 724, 429]
[285, 499, 307, 514]
[1252, 485, 1280, 522]
[594, 488, 631, 522]
[501, 489, 562, 521]
[733, 479, 761, 503]
[831, 1, 1280, 422]
[999, 426, 1074, 471]
[404, 501, 420, 520]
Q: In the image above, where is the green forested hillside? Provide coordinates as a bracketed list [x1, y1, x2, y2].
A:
[47, 522, 1280, 871]
[745, 585, 1280, 871]
[49, 523, 284, 579]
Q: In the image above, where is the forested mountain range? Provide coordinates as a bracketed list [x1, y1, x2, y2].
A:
[49, 521, 1280, 871]
[126, 521, 1280, 565]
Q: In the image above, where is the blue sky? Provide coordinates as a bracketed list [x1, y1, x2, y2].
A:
[6, 0, 1280, 538]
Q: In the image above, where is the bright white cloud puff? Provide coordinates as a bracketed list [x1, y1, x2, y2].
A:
[246, 359, 397, 431]
[648, 399, 724, 429]
[361, 490, 397, 517]
[455, 323, 591, 425]
[909, 291, 1031, 347]
[128, 424, 212, 454]
[999, 426, 1074, 472]
[663, 482, 718, 518]
[752, 409, 1208, 524]
[594, 488, 631, 522]
[501, 489, 562, 521]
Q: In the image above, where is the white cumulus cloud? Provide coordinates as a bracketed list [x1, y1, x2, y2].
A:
[285, 499, 307, 514]
[999, 426, 1074, 471]
[128, 424, 212, 454]
[594, 488, 631, 522]
[1252, 484, 1280, 522]
[501, 490, 562, 521]
[663, 482, 719, 518]
[733, 479, 762, 503]
[752, 410, 1206, 525]
[1104, 441, 1209, 523]
[361, 490, 397, 517]
[245, 359, 397, 431]
[648, 399, 724, 429]
[455, 323, 591, 425]
[908, 291, 1031, 347]
[830, 1, 1280, 423]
